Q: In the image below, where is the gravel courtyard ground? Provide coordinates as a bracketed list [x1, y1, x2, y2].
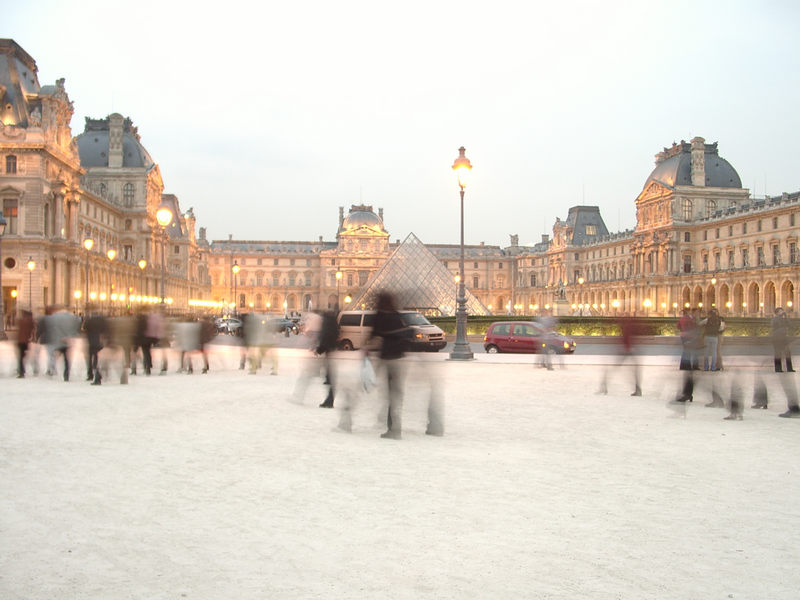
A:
[1, 343, 799, 599]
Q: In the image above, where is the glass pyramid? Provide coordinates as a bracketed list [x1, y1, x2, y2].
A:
[349, 233, 490, 316]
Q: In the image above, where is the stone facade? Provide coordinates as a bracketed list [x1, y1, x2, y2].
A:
[210, 139, 798, 318]
[0, 39, 211, 324]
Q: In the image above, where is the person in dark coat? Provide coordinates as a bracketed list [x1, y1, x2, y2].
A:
[367, 292, 408, 439]
[771, 307, 794, 372]
[317, 311, 340, 408]
[15, 309, 35, 378]
[84, 306, 110, 385]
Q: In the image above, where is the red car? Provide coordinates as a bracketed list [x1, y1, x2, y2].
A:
[483, 321, 577, 354]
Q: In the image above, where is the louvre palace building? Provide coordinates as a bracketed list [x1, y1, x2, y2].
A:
[0, 39, 211, 326]
[2, 38, 798, 325]
[209, 137, 798, 318]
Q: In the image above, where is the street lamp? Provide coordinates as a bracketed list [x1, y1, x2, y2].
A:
[83, 237, 94, 313]
[449, 146, 474, 360]
[107, 249, 116, 310]
[155, 202, 173, 305]
[138, 257, 147, 297]
[0, 213, 7, 340]
[335, 270, 342, 311]
[232, 261, 240, 314]
[26, 257, 35, 311]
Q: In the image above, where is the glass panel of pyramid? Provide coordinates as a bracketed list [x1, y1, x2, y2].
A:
[349, 232, 489, 316]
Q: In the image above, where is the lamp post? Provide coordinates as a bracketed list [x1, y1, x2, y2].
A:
[232, 261, 240, 314]
[107, 249, 116, 311]
[0, 213, 7, 340]
[83, 237, 94, 313]
[26, 257, 35, 311]
[335, 270, 342, 311]
[155, 202, 173, 306]
[450, 146, 474, 360]
[138, 257, 147, 298]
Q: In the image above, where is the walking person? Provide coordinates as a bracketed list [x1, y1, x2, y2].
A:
[317, 310, 339, 408]
[15, 309, 35, 378]
[84, 306, 110, 385]
[367, 292, 408, 439]
[48, 305, 80, 381]
[701, 308, 722, 371]
[771, 307, 794, 372]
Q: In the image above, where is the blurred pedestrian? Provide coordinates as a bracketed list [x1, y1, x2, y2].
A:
[317, 310, 339, 408]
[15, 309, 34, 378]
[367, 292, 408, 439]
[174, 316, 202, 373]
[290, 311, 323, 405]
[199, 316, 216, 373]
[84, 306, 110, 385]
[771, 307, 794, 372]
[598, 316, 642, 396]
[110, 313, 136, 384]
[537, 313, 556, 370]
[48, 305, 80, 381]
[700, 308, 722, 371]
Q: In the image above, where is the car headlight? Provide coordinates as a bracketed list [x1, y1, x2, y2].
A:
[563, 342, 569, 349]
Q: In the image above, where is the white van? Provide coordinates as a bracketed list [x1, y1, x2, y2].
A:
[337, 310, 447, 352]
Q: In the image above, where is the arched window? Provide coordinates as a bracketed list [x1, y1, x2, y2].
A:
[5, 155, 17, 174]
[123, 183, 134, 207]
[706, 199, 717, 218]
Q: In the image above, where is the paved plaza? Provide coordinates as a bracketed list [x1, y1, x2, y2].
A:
[1, 342, 799, 599]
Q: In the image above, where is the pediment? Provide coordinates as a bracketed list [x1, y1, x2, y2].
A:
[637, 181, 672, 202]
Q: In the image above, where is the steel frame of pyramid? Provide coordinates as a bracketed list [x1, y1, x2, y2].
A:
[348, 233, 490, 316]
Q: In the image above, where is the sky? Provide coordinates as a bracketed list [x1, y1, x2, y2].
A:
[4, 0, 800, 246]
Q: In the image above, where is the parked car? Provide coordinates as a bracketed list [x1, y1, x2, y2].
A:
[269, 317, 299, 336]
[215, 317, 243, 335]
[337, 310, 447, 352]
[483, 321, 576, 354]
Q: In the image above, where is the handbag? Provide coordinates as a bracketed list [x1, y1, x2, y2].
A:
[360, 357, 377, 392]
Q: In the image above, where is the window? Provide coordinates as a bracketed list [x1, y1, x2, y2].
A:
[272, 275, 279, 286]
[715, 228, 720, 239]
[306, 259, 311, 266]
[290, 259, 295, 266]
[773, 217, 778, 229]
[173, 245, 180, 255]
[703, 230, 708, 241]
[44, 204, 50, 237]
[498, 263, 503, 269]
[3, 198, 18, 234]
[473, 276, 480, 288]
[273, 259, 279, 265]
[702, 254, 708, 272]
[757, 220, 762, 232]
[706, 199, 716, 217]
[684, 232, 690, 242]
[256, 274, 263, 286]
[681, 198, 692, 220]
[305, 275, 312, 286]
[473, 262, 478, 269]
[585, 225, 596, 235]
[288, 274, 296, 286]
[239, 293, 245, 308]
[728, 250, 734, 268]
[257, 258, 262, 265]
[714, 253, 721, 270]
[5, 155, 17, 174]
[347, 273, 353, 286]
[757, 247, 765, 266]
[791, 214, 796, 227]
[790, 242, 798, 264]
[123, 183, 134, 207]
[683, 255, 692, 273]
[772, 245, 781, 265]
[728, 225, 733, 236]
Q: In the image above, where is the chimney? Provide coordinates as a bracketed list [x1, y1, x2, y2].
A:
[198, 227, 206, 240]
[108, 113, 124, 168]
[339, 206, 344, 228]
[379, 208, 383, 221]
[542, 234, 549, 244]
[319, 235, 323, 243]
[690, 136, 705, 187]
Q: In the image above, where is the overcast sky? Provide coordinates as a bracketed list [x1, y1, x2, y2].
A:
[5, 0, 800, 246]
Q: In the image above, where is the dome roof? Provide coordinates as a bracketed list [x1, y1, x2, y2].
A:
[341, 205, 385, 232]
[646, 140, 741, 189]
[76, 115, 154, 169]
